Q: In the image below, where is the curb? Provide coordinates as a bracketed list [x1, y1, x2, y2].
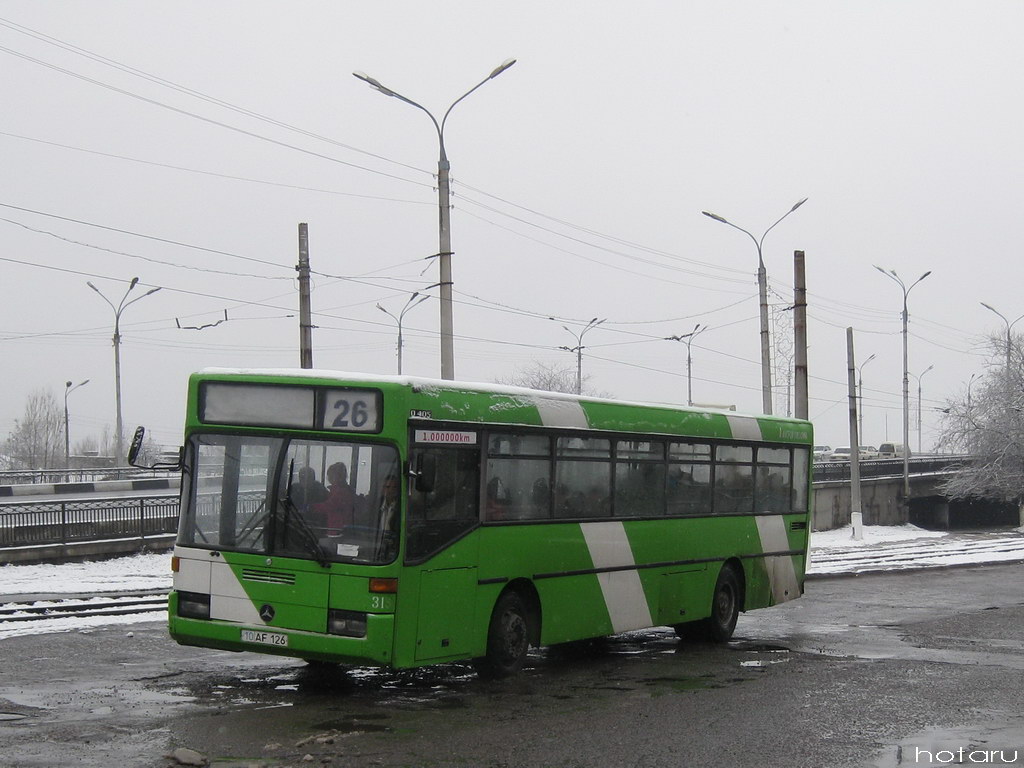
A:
[0, 477, 180, 499]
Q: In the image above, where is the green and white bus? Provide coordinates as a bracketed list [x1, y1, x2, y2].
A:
[164, 368, 813, 677]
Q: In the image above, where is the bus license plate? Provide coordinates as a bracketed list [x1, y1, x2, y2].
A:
[241, 629, 288, 647]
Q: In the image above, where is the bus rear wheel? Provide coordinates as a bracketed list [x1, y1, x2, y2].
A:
[473, 591, 531, 679]
[704, 564, 741, 642]
[674, 564, 741, 643]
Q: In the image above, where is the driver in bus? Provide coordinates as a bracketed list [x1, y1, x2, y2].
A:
[312, 462, 356, 535]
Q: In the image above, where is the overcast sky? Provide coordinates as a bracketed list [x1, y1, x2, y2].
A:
[2, 1, 1021, 454]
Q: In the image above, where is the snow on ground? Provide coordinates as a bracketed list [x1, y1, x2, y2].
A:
[0, 551, 172, 596]
[1, 525, 1022, 640]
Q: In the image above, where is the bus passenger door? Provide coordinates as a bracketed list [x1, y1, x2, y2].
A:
[407, 442, 481, 662]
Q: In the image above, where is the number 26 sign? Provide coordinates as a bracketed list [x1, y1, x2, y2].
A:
[320, 389, 382, 432]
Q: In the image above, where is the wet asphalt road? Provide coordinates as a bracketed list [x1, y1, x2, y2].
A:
[1, 563, 1022, 768]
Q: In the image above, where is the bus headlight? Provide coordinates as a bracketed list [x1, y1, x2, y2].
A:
[177, 591, 211, 620]
[327, 609, 367, 638]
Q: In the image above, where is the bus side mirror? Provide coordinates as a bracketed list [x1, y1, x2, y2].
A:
[128, 425, 183, 471]
[128, 426, 146, 467]
[411, 452, 436, 494]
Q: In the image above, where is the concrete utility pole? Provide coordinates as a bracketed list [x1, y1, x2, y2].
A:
[793, 251, 808, 421]
[702, 198, 807, 415]
[353, 59, 516, 381]
[847, 328, 864, 540]
[87, 277, 160, 465]
[297, 223, 314, 369]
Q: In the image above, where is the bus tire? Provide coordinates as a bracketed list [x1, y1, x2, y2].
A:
[473, 590, 531, 679]
[704, 564, 741, 643]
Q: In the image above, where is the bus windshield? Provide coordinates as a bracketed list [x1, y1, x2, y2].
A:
[180, 433, 401, 565]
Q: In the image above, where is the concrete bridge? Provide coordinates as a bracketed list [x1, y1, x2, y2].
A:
[812, 456, 1020, 531]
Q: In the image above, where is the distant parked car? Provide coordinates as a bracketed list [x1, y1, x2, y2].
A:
[860, 445, 880, 460]
[813, 445, 832, 462]
[878, 442, 911, 459]
[829, 446, 852, 461]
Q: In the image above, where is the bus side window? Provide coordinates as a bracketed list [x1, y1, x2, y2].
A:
[407, 447, 479, 561]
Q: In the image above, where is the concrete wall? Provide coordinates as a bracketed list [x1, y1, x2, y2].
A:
[812, 477, 908, 530]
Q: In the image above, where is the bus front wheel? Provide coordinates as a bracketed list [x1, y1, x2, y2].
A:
[473, 591, 531, 679]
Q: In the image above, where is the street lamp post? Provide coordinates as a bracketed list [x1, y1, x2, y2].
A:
[353, 59, 516, 381]
[875, 267, 931, 500]
[665, 324, 706, 406]
[910, 364, 934, 453]
[558, 318, 605, 395]
[980, 302, 1024, 372]
[377, 292, 429, 375]
[701, 198, 808, 414]
[88, 277, 161, 465]
[857, 353, 876, 441]
[63, 379, 90, 470]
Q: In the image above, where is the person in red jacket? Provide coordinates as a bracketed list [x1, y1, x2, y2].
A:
[313, 462, 356, 535]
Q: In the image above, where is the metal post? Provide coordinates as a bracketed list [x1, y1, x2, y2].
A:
[558, 318, 605, 396]
[875, 267, 930, 503]
[88, 278, 161, 466]
[702, 198, 807, 415]
[353, 60, 516, 381]
[857, 354, 875, 443]
[377, 293, 429, 375]
[666, 324, 705, 406]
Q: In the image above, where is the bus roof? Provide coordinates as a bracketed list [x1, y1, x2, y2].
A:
[194, 367, 813, 444]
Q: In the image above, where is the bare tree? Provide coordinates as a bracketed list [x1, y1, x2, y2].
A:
[938, 332, 1024, 518]
[497, 361, 579, 393]
[4, 388, 64, 469]
[496, 361, 613, 397]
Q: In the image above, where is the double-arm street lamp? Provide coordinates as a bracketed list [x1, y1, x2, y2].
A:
[701, 198, 808, 414]
[665, 323, 706, 406]
[353, 59, 517, 381]
[874, 267, 931, 499]
[63, 378, 90, 469]
[909, 364, 934, 453]
[88, 277, 161, 465]
[857, 353, 876, 440]
[558, 317, 605, 395]
[377, 292, 430, 375]
[980, 302, 1024, 372]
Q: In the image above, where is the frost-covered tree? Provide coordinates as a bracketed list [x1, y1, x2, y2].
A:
[938, 332, 1024, 522]
[4, 389, 64, 469]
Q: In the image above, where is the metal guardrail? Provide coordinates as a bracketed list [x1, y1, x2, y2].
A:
[0, 467, 180, 485]
[0, 495, 180, 549]
[811, 456, 967, 483]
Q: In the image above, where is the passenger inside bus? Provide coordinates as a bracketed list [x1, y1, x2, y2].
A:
[313, 462, 357, 534]
[290, 466, 328, 510]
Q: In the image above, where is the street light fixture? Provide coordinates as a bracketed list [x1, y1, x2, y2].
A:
[875, 266, 931, 500]
[353, 59, 516, 381]
[63, 379, 90, 470]
[909, 364, 934, 453]
[87, 277, 161, 466]
[979, 302, 1024, 372]
[377, 292, 430, 375]
[558, 317, 605, 395]
[665, 324, 706, 406]
[701, 198, 808, 414]
[857, 353, 876, 441]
